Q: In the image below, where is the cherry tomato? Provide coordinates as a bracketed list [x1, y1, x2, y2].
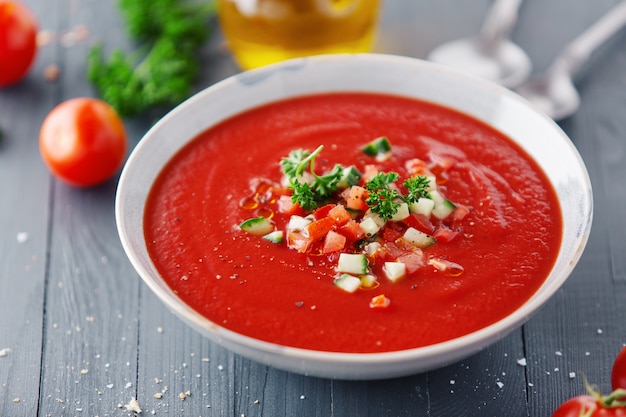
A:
[613, 347, 626, 391]
[39, 98, 127, 187]
[0, 1, 38, 86]
[551, 395, 626, 417]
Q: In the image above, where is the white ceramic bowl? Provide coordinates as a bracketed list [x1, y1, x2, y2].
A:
[116, 53, 593, 380]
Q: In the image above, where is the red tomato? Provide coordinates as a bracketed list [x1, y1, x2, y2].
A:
[345, 185, 369, 211]
[39, 98, 127, 187]
[612, 346, 626, 392]
[277, 195, 303, 216]
[322, 230, 346, 254]
[305, 216, 336, 241]
[551, 395, 626, 417]
[0, 1, 38, 86]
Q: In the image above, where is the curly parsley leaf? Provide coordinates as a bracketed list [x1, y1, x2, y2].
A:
[280, 148, 312, 178]
[365, 172, 403, 220]
[280, 146, 344, 210]
[311, 164, 343, 200]
[403, 176, 431, 203]
[291, 179, 317, 211]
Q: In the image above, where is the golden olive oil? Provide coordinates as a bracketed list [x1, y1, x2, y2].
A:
[218, 0, 381, 69]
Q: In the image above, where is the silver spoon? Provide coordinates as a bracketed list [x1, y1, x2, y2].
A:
[427, 0, 531, 88]
[515, 1, 626, 121]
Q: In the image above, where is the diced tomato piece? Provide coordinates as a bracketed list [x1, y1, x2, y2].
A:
[369, 294, 390, 309]
[339, 220, 365, 243]
[397, 252, 424, 273]
[402, 213, 435, 234]
[322, 230, 347, 254]
[287, 230, 313, 253]
[434, 225, 459, 243]
[345, 185, 369, 212]
[449, 204, 470, 224]
[383, 227, 403, 242]
[405, 158, 427, 175]
[328, 204, 351, 226]
[305, 216, 336, 241]
[428, 152, 456, 175]
[383, 241, 404, 258]
[361, 165, 379, 184]
[277, 195, 304, 216]
[314, 204, 335, 220]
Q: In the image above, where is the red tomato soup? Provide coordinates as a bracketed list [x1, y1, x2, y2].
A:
[144, 93, 562, 353]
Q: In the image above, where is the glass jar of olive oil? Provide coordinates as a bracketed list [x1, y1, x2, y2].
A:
[218, 0, 381, 70]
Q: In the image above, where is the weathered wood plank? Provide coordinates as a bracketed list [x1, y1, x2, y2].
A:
[34, 1, 145, 416]
[4, 1, 626, 416]
[523, 21, 626, 415]
[0, 0, 58, 413]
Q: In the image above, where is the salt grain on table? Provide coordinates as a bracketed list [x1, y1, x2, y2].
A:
[124, 397, 142, 413]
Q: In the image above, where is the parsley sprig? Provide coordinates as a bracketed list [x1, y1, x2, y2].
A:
[280, 145, 344, 211]
[403, 176, 431, 203]
[366, 172, 403, 220]
[366, 172, 432, 220]
[87, 0, 216, 117]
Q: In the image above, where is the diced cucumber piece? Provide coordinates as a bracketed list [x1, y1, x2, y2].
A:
[390, 202, 410, 221]
[432, 199, 456, 220]
[429, 190, 445, 206]
[262, 230, 284, 244]
[362, 136, 392, 160]
[364, 209, 386, 227]
[334, 274, 362, 293]
[240, 217, 274, 236]
[409, 197, 435, 217]
[338, 166, 363, 189]
[402, 227, 436, 248]
[360, 274, 378, 288]
[364, 241, 382, 256]
[383, 261, 406, 282]
[359, 216, 381, 238]
[337, 253, 369, 275]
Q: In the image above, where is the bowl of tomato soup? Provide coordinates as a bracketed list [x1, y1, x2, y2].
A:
[116, 54, 592, 380]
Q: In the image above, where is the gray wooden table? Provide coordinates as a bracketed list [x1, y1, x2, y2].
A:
[2, 0, 626, 416]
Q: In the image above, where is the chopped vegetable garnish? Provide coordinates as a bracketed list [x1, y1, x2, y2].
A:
[240, 217, 274, 236]
[280, 145, 344, 210]
[238, 138, 470, 306]
[334, 274, 362, 293]
[362, 136, 392, 161]
[369, 294, 391, 309]
[365, 172, 403, 220]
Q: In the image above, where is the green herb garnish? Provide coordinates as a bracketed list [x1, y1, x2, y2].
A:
[291, 179, 317, 211]
[87, 0, 216, 117]
[403, 176, 431, 203]
[365, 172, 404, 220]
[280, 145, 344, 210]
[365, 173, 433, 220]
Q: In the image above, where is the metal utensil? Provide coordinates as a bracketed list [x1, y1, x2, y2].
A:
[515, 1, 626, 120]
[427, 0, 531, 88]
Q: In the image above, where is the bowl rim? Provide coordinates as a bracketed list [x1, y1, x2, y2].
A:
[116, 53, 593, 379]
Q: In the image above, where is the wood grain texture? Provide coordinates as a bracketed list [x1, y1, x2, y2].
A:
[2, 0, 626, 416]
[0, 0, 57, 412]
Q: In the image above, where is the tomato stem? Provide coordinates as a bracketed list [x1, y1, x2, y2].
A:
[583, 374, 626, 408]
